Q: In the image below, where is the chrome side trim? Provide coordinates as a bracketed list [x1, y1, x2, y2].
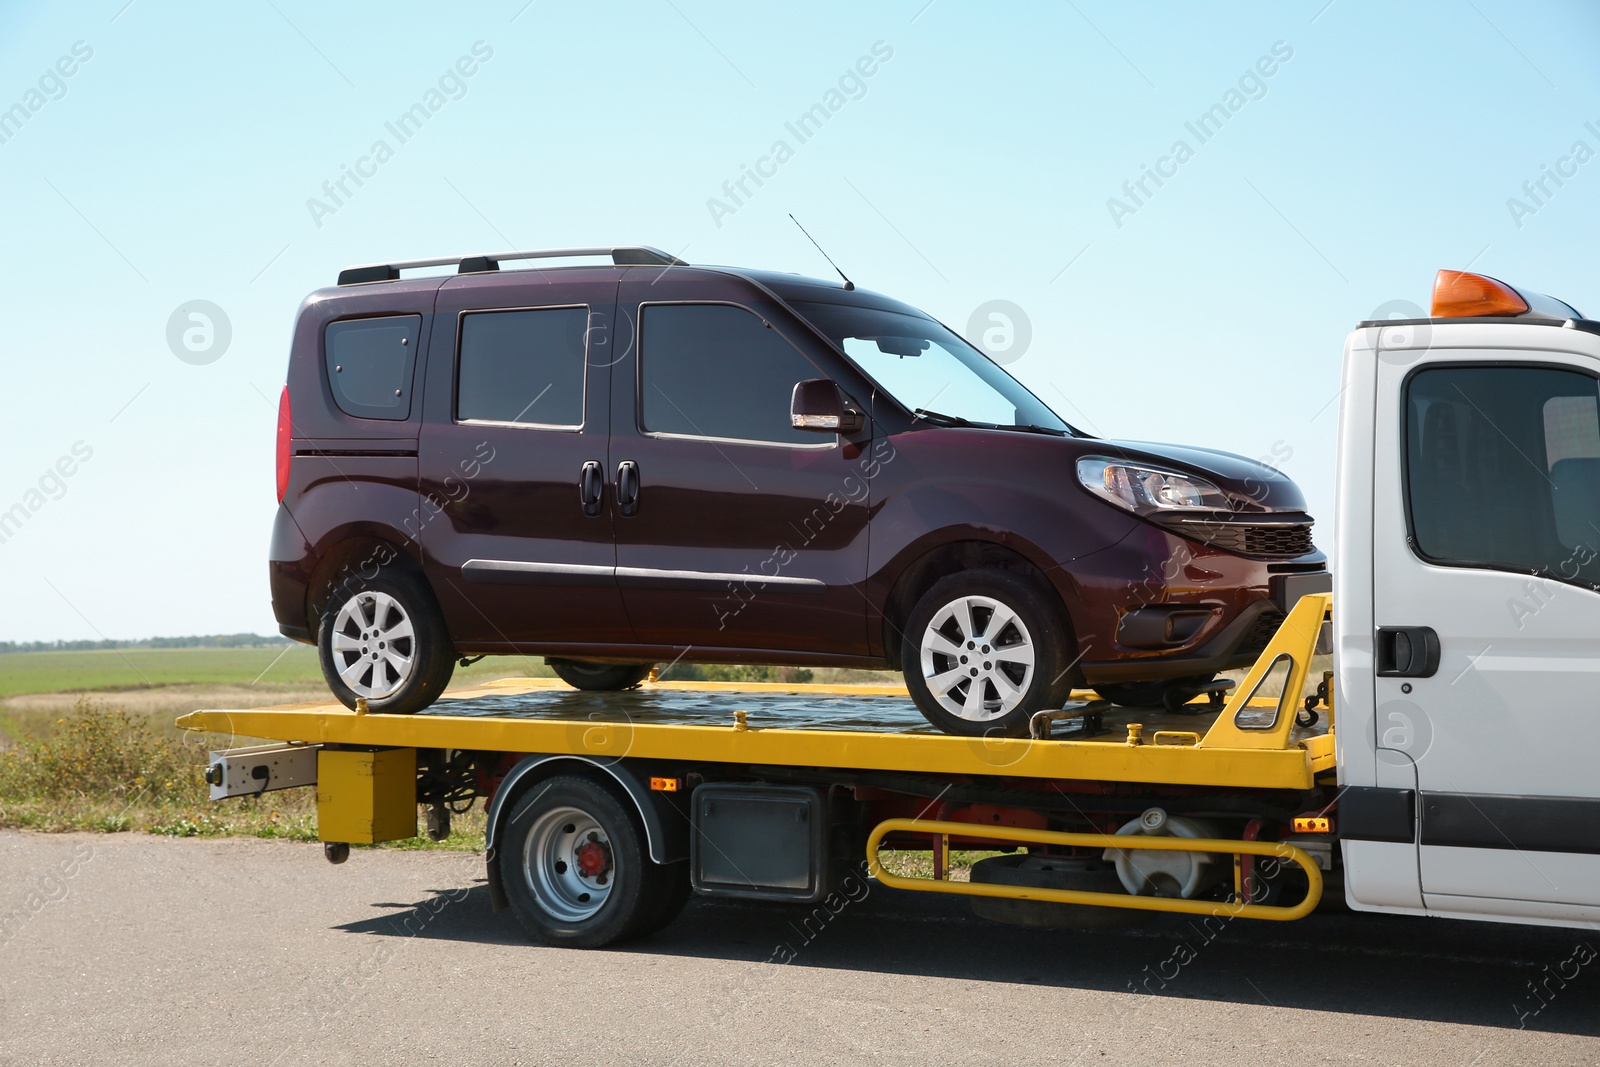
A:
[615, 566, 826, 592]
[461, 559, 828, 593]
[461, 559, 613, 584]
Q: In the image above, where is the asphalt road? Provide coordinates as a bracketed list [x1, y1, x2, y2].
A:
[1, 831, 1596, 1067]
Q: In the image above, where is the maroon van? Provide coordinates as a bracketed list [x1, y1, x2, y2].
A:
[270, 247, 1327, 736]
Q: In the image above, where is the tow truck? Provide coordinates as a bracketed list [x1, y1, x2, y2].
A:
[183, 269, 1600, 945]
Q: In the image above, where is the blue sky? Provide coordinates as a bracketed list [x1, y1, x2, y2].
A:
[1, 0, 1597, 641]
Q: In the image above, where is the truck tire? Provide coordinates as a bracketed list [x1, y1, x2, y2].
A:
[902, 569, 1076, 737]
[969, 854, 1148, 929]
[318, 567, 455, 714]
[498, 775, 661, 948]
[633, 861, 693, 937]
[547, 659, 653, 692]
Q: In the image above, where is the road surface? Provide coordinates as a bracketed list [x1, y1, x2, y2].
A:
[1, 831, 1595, 1066]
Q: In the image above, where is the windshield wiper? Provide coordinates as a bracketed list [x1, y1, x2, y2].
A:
[912, 408, 976, 427]
[915, 409, 1073, 437]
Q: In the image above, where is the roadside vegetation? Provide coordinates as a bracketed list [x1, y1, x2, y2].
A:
[0, 699, 488, 848]
[0, 646, 897, 851]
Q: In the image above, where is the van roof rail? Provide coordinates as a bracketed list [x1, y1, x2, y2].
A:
[336, 246, 689, 285]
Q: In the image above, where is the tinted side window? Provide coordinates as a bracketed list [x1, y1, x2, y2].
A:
[457, 307, 588, 427]
[325, 315, 421, 420]
[1406, 365, 1600, 588]
[640, 304, 822, 445]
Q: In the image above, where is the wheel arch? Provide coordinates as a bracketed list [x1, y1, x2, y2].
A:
[880, 537, 1074, 671]
[304, 528, 428, 629]
[484, 755, 686, 912]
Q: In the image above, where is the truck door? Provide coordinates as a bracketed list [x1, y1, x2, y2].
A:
[1373, 340, 1600, 918]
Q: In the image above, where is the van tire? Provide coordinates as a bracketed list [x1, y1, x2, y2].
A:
[317, 567, 455, 714]
[902, 569, 1076, 737]
[547, 659, 653, 691]
[1094, 676, 1215, 711]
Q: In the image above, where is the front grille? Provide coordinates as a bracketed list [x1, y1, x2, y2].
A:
[1174, 520, 1316, 559]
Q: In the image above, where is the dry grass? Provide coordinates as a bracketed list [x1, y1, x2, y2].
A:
[876, 850, 1004, 882]
[0, 698, 485, 851]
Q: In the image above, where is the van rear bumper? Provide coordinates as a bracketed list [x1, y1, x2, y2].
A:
[269, 505, 315, 645]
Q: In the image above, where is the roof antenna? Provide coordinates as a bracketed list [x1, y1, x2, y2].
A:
[789, 214, 855, 291]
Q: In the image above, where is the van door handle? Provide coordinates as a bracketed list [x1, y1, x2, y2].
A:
[579, 461, 603, 517]
[1376, 626, 1440, 678]
[616, 460, 640, 517]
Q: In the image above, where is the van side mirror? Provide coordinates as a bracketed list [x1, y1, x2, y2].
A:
[790, 378, 864, 435]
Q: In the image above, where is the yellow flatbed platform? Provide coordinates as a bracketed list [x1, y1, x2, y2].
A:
[179, 593, 1334, 793]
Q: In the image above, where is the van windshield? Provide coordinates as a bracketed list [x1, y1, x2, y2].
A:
[793, 301, 1073, 433]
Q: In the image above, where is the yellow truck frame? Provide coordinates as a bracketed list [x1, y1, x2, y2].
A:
[181, 594, 1334, 942]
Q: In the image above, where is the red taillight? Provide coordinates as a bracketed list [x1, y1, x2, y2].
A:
[276, 385, 293, 502]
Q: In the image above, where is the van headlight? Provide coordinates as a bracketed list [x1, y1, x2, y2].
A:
[1076, 458, 1229, 514]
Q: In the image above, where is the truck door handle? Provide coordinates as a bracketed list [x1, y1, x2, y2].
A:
[579, 461, 603, 517]
[616, 460, 640, 517]
[1376, 626, 1440, 678]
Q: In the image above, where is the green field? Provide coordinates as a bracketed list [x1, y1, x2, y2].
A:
[0, 645, 894, 849]
[0, 644, 554, 846]
[0, 645, 556, 701]
[0, 646, 324, 698]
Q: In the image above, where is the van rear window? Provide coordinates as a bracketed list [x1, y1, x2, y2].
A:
[324, 315, 421, 420]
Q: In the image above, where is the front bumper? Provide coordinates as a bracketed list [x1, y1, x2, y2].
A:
[1053, 521, 1328, 685]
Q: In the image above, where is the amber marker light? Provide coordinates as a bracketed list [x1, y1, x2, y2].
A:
[1431, 269, 1531, 318]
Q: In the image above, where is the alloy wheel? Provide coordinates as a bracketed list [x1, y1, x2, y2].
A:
[329, 591, 416, 700]
[918, 594, 1037, 722]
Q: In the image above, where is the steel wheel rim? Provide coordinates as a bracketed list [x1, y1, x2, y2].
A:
[919, 594, 1037, 721]
[329, 591, 416, 700]
[523, 806, 614, 922]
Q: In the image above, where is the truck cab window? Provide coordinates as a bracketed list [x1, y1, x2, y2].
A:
[1406, 365, 1600, 588]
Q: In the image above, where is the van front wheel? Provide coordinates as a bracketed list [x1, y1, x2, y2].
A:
[902, 570, 1076, 738]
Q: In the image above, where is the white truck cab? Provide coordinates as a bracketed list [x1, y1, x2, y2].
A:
[1336, 269, 1600, 927]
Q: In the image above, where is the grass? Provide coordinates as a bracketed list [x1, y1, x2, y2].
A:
[0, 647, 556, 849]
[0, 699, 488, 850]
[876, 850, 1004, 882]
[0, 647, 892, 850]
[0, 645, 570, 701]
[0, 646, 326, 699]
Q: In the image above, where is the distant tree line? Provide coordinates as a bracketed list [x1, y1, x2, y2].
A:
[0, 634, 291, 654]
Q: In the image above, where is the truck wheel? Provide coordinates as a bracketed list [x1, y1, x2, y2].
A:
[318, 567, 455, 714]
[499, 775, 659, 948]
[547, 659, 653, 691]
[902, 570, 1076, 737]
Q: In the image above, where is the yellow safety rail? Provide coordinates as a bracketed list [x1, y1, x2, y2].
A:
[867, 818, 1324, 922]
